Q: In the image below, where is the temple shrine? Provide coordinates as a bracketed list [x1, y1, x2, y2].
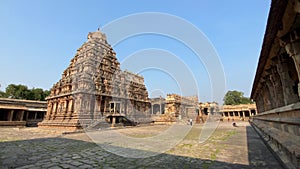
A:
[38, 30, 151, 130]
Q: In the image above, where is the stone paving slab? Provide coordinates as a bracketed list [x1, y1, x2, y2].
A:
[0, 122, 283, 169]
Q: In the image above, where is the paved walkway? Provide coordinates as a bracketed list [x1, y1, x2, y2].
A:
[0, 122, 283, 169]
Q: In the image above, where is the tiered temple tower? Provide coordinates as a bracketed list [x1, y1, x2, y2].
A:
[39, 30, 150, 130]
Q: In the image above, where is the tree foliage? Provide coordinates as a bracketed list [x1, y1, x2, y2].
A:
[1, 84, 50, 101]
[0, 90, 6, 98]
[223, 90, 253, 105]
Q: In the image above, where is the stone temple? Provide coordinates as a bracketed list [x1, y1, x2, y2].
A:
[38, 30, 150, 130]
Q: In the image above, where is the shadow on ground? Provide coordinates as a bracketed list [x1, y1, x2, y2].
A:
[0, 124, 283, 169]
[246, 126, 284, 169]
[0, 123, 282, 169]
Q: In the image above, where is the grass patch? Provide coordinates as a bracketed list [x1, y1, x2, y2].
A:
[202, 162, 210, 169]
[183, 125, 201, 140]
[202, 161, 213, 169]
[210, 148, 220, 160]
[179, 143, 193, 148]
[220, 130, 237, 141]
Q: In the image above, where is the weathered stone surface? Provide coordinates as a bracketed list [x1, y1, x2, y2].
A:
[0, 122, 282, 169]
[251, 0, 300, 168]
[151, 94, 201, 123]
[38, 30, 151, 130]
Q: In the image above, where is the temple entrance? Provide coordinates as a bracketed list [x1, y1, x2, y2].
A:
[109, 102, 121, 114]
[203, 108, 208, 115]
[152, 104, 160, 114]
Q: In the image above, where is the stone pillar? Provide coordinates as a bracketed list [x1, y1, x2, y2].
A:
[73, 95, 80, 120]
[151, 104, 153, 114]
[160, 98, 163, 114]
[111, 116, 116, 127]
[159, 104, 161, 114]
[104, 99, 107, 114]
[52, 101, 58, 119]
[94, 97, 100, 120]
[34, 112, 38, 120]
[242, 111, 245, 119]
[113, 102, 116, 114]
[270, 62, 285, 107]
[20, 110, 24, 121]
[99, 97, 102, 116]
[64, 98, 69, 117]
[264, 74, 276, 109]
[108, 102, 111, 113]
[57, 101, 62, 115]
[261, 84, 272, 111]
[122, 101, 125, 114]
[67, 98, 73, 117]
[26, 111, 29, 121]
[280, 28, 300, 98]
[47, 101, 53, 120]
[256, 91, 265, 113]
[133, 101, 136, 114]
[94, 98, 98, 114]
[9, 110, 14, 121]
[124, 101, 127, 114]
[276, 53, 299, 105]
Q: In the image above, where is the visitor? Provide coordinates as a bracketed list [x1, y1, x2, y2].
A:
[189, 118, 193, 126]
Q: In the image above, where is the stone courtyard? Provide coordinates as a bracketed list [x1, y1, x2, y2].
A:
[0, 121, 282, 169]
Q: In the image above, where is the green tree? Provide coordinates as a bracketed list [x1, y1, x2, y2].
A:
[0, 90, 7, 98]
[3, 84, 50, 100]
[5, 84, 31, 99]
[223, 90, 253, 105]
[42, 90, 50, 100]
[30, 88, 45, 101]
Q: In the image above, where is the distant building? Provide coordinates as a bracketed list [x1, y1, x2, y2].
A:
[0, 98, 46, 126]
[220, 104, 257, 121]
[199, 102, 218, 115]
[150, 97, 165, 115]
[150, 94, 203, 123]
[165, 94, 199, 118]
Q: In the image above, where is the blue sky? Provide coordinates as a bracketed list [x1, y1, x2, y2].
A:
[0, 0, 270, 103]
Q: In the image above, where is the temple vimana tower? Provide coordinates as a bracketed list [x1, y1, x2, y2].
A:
[39, 30, 150, 130]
